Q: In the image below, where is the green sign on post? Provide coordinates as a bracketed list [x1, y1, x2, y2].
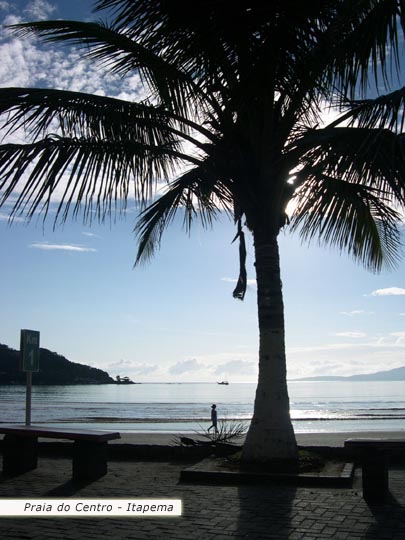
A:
[20, 329, 40, 372]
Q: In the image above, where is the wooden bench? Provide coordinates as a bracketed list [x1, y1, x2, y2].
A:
[344, 438, 405, 500]
[0, 425, 120, 481]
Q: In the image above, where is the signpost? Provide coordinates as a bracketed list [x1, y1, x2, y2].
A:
[20, 330, 40, 426]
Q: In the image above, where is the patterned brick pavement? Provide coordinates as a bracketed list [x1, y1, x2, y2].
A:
[0, 457, 405, 539]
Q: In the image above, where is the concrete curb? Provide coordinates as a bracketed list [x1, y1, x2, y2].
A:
[180, 458, 355, 487]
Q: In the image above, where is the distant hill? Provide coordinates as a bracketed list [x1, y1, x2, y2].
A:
[0, 343, 115, 385]
[295, 365, 405, 382]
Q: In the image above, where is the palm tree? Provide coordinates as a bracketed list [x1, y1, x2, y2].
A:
[1, 0, 405, 465]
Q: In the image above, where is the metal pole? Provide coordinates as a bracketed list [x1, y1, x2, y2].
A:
[25, 371, 32, 426]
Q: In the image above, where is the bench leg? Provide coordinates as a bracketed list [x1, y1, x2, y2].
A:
[72, 440, 108, 481]
[362, 449, 389, 501]
[2, 435, 38, 476]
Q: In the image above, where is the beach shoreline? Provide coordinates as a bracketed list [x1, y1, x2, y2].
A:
[110, 429, 405, 447]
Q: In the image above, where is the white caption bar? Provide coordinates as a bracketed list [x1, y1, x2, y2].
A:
[0, 499, 182, 517]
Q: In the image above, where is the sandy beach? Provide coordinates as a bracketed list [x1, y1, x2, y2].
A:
[111, 429, 405, 447]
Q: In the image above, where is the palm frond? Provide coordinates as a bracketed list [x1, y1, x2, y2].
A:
[0, 135, 192, 223]
[289, 126, 405, 205]
[134, 164, 233, 264]
[0, 0, 403, 280]
[97, 1, 269, 108]
[278, 0, 404, 132]
[0, 86, 220, 153]
[315, 0, 403, 97]
[9, 20, 204, 117]
[329, 87, 405, 133]
[290, 175, 402, 271]
[0, 87, 182, 146]
[286, 122, 405, 271]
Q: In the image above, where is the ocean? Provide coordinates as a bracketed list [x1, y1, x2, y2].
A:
[1, 380, 405, 434]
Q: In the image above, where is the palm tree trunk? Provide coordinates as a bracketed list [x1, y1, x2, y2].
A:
[241, 229, 297, 465]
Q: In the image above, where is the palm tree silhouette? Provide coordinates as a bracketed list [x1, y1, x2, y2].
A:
[1, 1, 405, 465]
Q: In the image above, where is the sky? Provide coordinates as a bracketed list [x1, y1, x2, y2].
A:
[0, 0, 404, 383]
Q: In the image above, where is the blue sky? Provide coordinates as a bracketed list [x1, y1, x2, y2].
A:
[0, 0, 404, 382]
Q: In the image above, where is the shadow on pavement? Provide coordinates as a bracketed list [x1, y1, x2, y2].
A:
[236, 483, 297, 538]
[364, 491, 404, 540]
[44, 478, 95, 497]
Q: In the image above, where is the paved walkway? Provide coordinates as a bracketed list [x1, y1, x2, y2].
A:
[0, 456, 405, 539]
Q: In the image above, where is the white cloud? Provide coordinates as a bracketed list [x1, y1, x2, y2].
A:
[371, 287, 405, 296]
[29, 241, 97, 252]
[82, 232, 102, 239]
[339, 310, 374, 316]
[0, 11, 147, 103]
[0, 18, 150, 215]
[24, 0, 56, 20]
[0, 1, 11, 11]
[107, 359, 158, 377]
[0, 38, 33, 87]
[105, 355, 258, 382]
[129, 364, 158, 376]
[168, 358, 206, 375]
[334, 332, 367, 338]
[214, 360, 255, 376]
[390, 332, 405, 344]
[287, 337, 405, 379]
[0, 211, 24, 222]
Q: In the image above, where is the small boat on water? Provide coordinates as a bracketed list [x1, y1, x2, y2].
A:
[217, 381, 229, 385]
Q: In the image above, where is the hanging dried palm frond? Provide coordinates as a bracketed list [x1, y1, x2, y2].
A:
[232, 217, 247, 300]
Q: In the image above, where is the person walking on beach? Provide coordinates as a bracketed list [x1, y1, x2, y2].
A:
[208, 404, 218, 434]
